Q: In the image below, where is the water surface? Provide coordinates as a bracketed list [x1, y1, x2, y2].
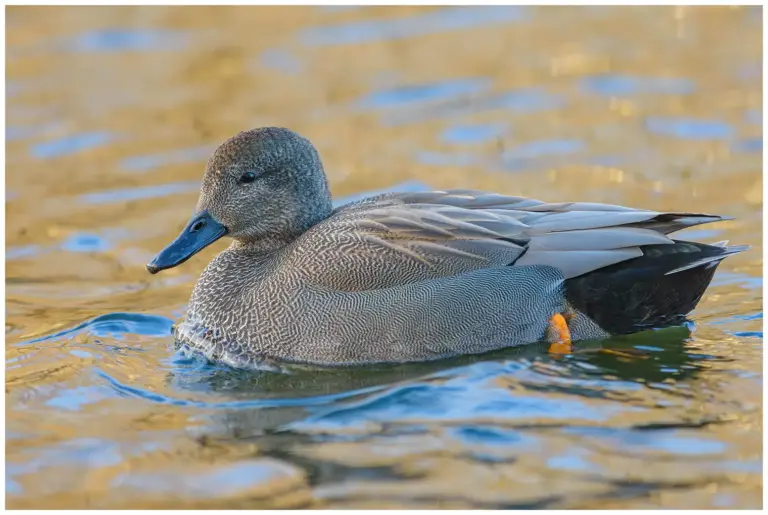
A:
[5, 5, 762, 509]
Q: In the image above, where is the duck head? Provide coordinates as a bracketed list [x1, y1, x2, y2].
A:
[147, 127, 332, 274]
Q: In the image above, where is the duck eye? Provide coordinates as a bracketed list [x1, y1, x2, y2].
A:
[239, 172, 256, 184]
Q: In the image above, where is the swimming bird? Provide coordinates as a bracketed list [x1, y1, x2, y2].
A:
[147, 127, 747, 369]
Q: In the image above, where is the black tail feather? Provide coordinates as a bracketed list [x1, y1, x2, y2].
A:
[564, 240, 746, 334]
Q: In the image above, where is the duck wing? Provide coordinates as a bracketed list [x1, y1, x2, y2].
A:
[292, 189, 730, 291]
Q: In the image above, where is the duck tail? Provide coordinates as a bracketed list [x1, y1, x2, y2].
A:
[564, 240, 748, 335]
[664, 240, 750, 275]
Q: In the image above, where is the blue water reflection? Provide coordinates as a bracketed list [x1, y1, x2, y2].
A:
[442, 123, 508, 144]
[80, 181, 200, 204]
[30, 132, 113, 159]
[301, 6, 527, 46]
[120, 145, 213, 172]
[581, 74, 695, 96]
[645, 117, 734, 140]
[65, 29, 187, 52]
[358, 77, 489, 110]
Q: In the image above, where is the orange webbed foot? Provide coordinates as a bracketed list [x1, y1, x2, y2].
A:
[547, 313, 573, 354]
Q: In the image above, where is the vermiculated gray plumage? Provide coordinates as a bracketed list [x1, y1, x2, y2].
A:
[150, 127, 747, 369]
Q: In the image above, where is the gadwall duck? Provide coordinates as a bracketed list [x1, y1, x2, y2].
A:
[147, 127, 746, 369]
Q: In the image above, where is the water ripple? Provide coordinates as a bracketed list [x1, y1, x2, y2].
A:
[289, 361, 635, 433]
[30, 132, 113, 159]
[16, 312, 174, 347]
[120, 145, 213, 172]
[300, 6, 527, 46]
[581, 74, 695, 96]
[358, 77, 490, 110]
[645, 117, 734, 140]
[64, 28, 187, 52]
[441, 123, 508, 144]
[384, 88, 564, 126]
[79, 181, 200, 204]
[97, 368, 388, 410]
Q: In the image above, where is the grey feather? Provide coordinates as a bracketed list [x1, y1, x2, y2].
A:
[527, 227, 673, 251]
[525, 211, 659, 234]
[515, 248, 644, 279]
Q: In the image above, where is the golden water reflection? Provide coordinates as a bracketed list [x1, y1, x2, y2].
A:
[6, 5, 762, 509]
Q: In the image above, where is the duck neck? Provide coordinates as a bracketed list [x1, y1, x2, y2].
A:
[233, 200, 333, 254]
[231, 235, 297, 254]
